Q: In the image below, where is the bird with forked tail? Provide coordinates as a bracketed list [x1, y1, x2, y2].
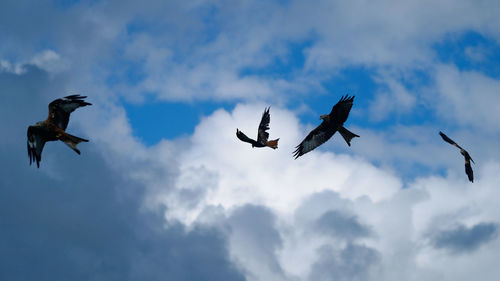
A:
[27, 95, 91, 168]
[293, 95, 359, 159]
[236, 107, 280, 149]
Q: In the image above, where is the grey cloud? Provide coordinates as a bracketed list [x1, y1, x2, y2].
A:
[308, 243, 380, 281]
[431, 222, 499, 253]
[315, 210, 371, 240]
[227, 204, 289, 280]
[0, 67, 245, 281]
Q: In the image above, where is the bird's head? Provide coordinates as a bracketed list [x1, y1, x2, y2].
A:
[320, 114, 329, 121]
[34, 121, 44, 127]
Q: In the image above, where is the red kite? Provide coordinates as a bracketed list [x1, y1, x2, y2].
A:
[236, 107, 279, 149]
[294, 95, 359, 159]
[27, 95, 91, 167]
[439, 131, 474, 182]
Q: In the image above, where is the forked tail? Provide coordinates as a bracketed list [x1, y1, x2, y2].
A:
[338, 126, 359, 146]
[266, 138, 279, 149]
[60, 132, 89, 154]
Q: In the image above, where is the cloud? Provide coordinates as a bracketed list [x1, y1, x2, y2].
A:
[431, 64, 500, 133]
[3, 1, 500, 281]
[4, 0, 500, 105]
[431, 222, 499, 253]
[226, 204, 289, 281]
[0, 67, 245, 281]
[308, 243, 380, 281]
[315, 210, 371, 240]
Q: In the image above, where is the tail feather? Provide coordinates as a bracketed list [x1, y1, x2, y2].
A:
[266, 138, 279, 149]
[60, 132, 88, 154]
[338, 126, 359, 146]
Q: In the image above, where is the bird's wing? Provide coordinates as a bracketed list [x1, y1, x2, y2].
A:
[329, 95, 355, 124]
[27, 126, 47, 168]
[293, 122, 336, 159]
[48, 95, 91, 130]
[237, 129, 257, 146]
[465, 160, 474, 182]
[439, 131, 463, 150]
[462, 149, 475, 164]
[257, 107, 271, 144]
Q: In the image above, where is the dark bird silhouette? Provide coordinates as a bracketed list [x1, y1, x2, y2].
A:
[439, 131, 474, 182]
[293, 95, 359, 159]
[236, 107, 279, 149]
[27, 95, 92, 168]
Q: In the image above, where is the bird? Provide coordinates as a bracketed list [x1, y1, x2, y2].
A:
[293, 95, 359, 159]
[439, 131, 475, 182]
[27, 95, 92, 168]
[236, 107, 279, 149]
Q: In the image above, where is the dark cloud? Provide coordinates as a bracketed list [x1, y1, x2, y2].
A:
[0, 68, 245, 281]
[308, 243, 380, 281]
[431, 222, 499, 253]
[227, 205, 285, 277]
[315, 210, 371, 240]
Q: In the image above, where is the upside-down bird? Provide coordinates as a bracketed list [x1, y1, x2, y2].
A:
[27, 95, 92, 168]
[236, 107, 279, 149]
[439, 131, 475, 182]
[293, 95, 359, 159]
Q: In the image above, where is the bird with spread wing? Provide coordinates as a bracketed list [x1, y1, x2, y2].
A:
[293, 95, 359, 159]
[27, 95, 92, 168]
[236, 107, 279, 149]
[439, 131, 475, 182]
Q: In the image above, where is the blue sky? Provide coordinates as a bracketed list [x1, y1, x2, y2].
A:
[2, 1, 500, 280]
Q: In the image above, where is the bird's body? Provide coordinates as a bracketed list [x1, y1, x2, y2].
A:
[293, 95, 359, 159]
[27, 95, 91, 167]
[439, 131, 474, 182]
[236, 107, 279, 149]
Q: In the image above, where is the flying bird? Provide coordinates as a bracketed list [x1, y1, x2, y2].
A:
[439, 131, 475, 182]
[27, 95, 92, 168]
[293, 95, 359, 159]
[236, 107, 279, 149]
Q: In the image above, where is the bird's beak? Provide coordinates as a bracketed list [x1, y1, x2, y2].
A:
[320, 114, 328, 120]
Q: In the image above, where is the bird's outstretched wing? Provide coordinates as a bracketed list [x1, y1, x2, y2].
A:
[236, 129, 258, 146]
[48, 95, 91, 130]
[329, 95, 355, 125]
[27, 126, 47, 168]
[465, 160, 474, 182]
[257, 107, 271, 145]
[439, 131, 463, 150]
[293, 122, 336, 159]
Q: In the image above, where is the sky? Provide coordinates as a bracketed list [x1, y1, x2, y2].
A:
[1, 0, 500, 280]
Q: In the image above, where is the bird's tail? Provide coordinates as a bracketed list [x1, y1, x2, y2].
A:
[338, 126, 359, 146]
[266, 138, 279, 149]
[60, 132, 89, 154]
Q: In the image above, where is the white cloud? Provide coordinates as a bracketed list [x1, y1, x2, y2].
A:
[124, 104, 499, 281]
[3, 1, 500, 280]
[431, 64, 500, 133]
[30, 50, 69, 74]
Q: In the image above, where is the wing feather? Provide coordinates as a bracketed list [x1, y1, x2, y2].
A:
[48, 95, 91, 130]
[465, 161, 474, 182]
[27, 126, 47, 168]
[329, 95, 355, 125]
[257, 107, 271, 144]
[439, 131, 463, 149]
[293, 122, 336, 159]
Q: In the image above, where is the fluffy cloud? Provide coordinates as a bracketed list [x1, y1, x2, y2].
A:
[159, 104, 500, 281]
[3, 1, 500, 281]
